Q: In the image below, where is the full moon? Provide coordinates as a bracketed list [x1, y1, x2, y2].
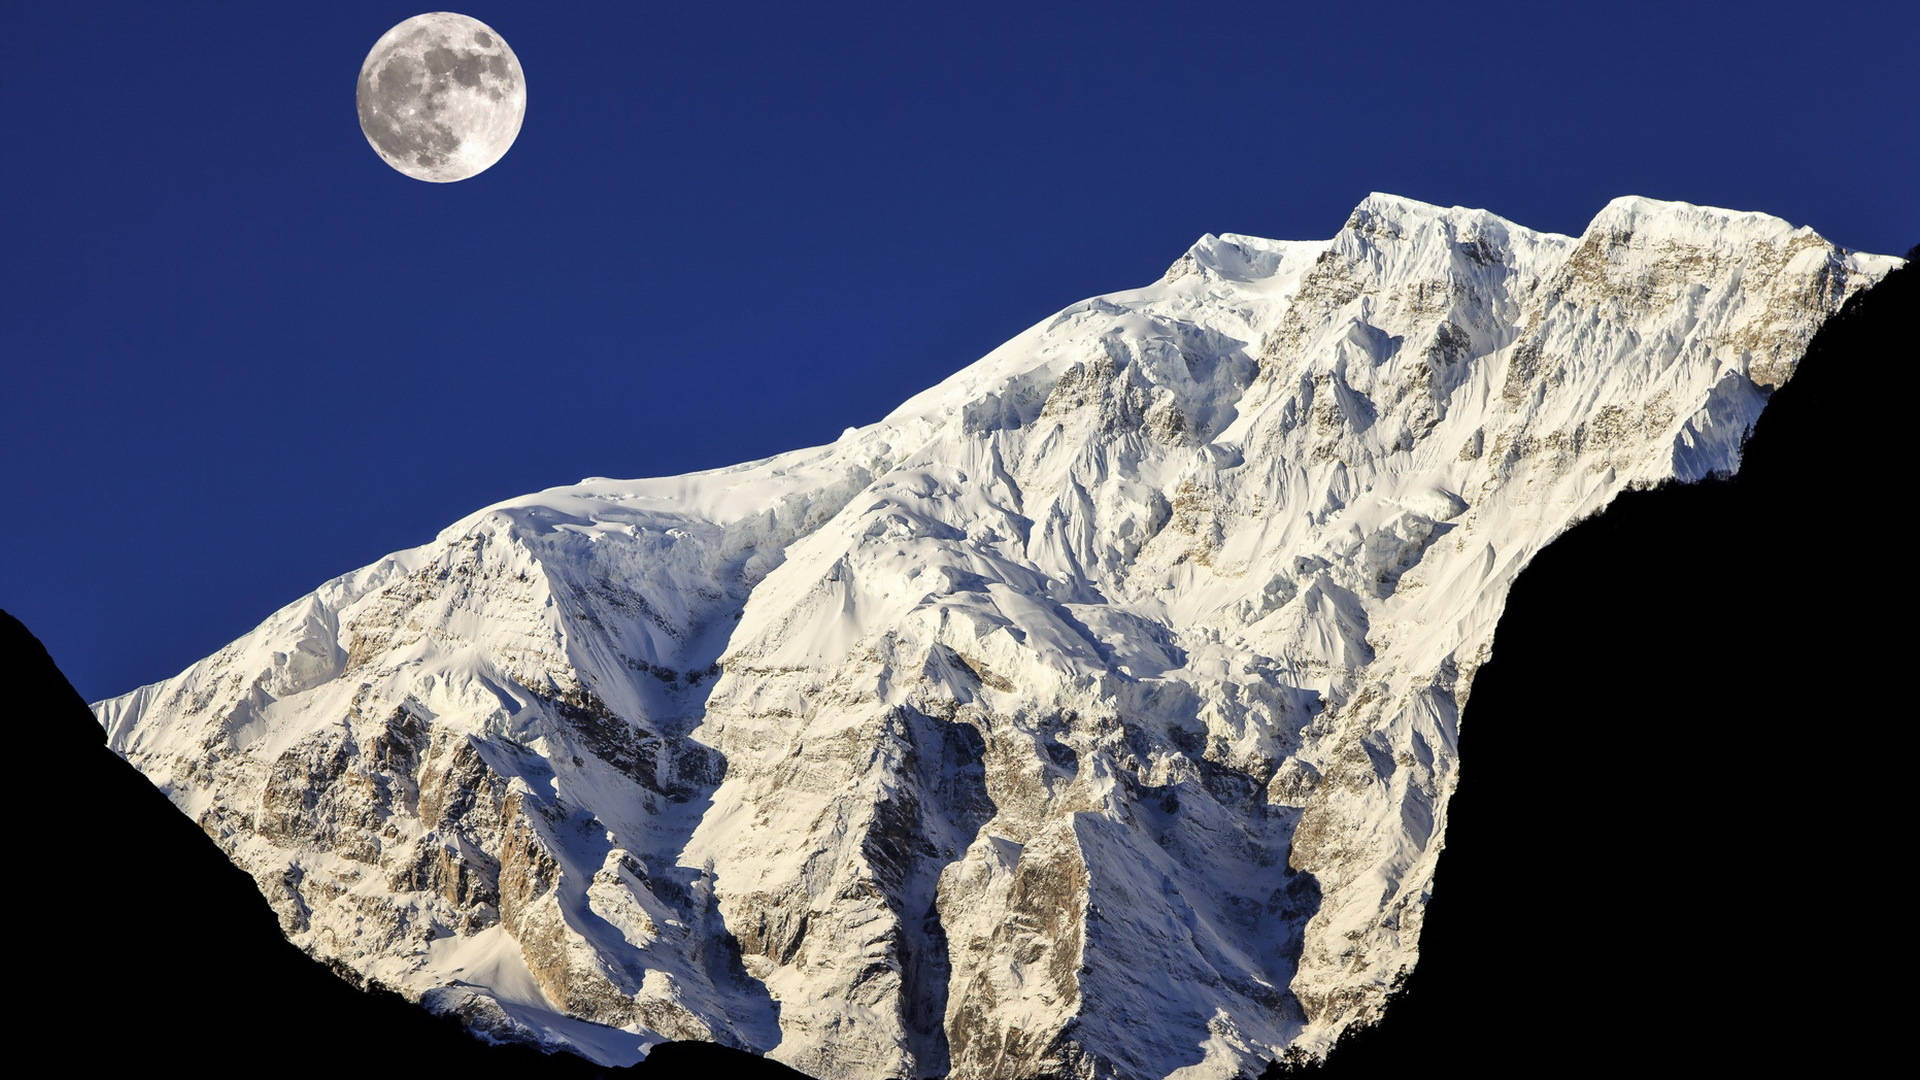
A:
[356, 12, 525, 183]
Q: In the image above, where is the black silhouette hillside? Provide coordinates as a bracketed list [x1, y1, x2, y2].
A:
[1278, 245, 1917, 1075]
[9, 609, 806, 1078]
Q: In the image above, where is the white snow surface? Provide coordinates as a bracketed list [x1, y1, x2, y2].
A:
[96, 194, 1898, 1079]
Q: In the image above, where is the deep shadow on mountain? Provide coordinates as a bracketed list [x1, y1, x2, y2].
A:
[20, 247, 1911, 1078]
[9, 609, 807, 1078]
[1273, 244, 1917, 1076]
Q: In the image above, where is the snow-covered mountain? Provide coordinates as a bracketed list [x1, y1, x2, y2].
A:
[95, 194, 1898, 1079]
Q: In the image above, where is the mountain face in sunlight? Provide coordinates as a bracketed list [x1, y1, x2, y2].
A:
[96, 195, 1898, 1079]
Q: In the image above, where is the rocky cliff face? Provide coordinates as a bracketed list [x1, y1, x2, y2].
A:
[95, 195, 1898, 1079]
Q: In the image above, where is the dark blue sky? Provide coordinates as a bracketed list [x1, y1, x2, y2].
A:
[4, 1, 1915, 701]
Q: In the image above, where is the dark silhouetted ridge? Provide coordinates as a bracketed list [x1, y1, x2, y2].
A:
[1273, 245, 1916, 1075]
[11, 609, 811, 1078]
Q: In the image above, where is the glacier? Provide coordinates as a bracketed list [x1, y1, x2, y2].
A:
[95, 194, 1899, 1079]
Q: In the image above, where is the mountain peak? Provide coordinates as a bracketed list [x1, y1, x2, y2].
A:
[1344, 191, 1546, 239]
[1352, 190, 1456, 220]
[1170, 230, 1318, 286]
[1577, 194, 1861, 255]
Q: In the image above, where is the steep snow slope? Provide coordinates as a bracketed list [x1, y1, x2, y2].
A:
[96, 195, 1898, 1079]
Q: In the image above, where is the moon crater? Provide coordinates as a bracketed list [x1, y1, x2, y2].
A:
[357, 13, 525, 183]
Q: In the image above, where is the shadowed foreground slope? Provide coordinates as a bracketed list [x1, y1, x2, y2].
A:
[12, 608, 804, 1078]
[1279, 245, 1915, 1075]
